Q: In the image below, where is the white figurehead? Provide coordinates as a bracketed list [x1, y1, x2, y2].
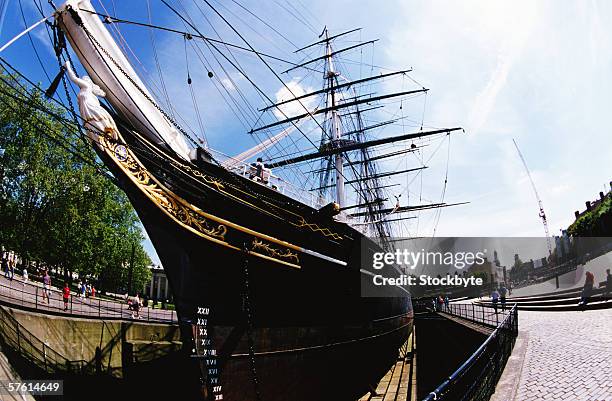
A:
[64, 60, 118, 141]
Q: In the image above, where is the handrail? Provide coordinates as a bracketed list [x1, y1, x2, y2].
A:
[208, 149, 328, 209]
[0, 277, 177, 324]
[0, 305, 89, 374]
[422, 304, 518, 401]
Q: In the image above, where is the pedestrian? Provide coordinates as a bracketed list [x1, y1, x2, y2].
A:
[42, 270, 51, 303]
[81, 282, 86, 298]
[431, 297, 437, 312]
[444, 294, 450, 310]
[579, 271, 595, 307]
[62, 282, 70, 311]
[77, 281, 83, 297]
[22, 265, 28, 285]
[131, 293, 141, 319]
[1, 252, 8, 279]
[603, 269, 611, 299]
[86, 283, 92, 298]
[7, 252, 14, 281]
[91, 285, 96, 298]
[491, 289, 500, 314]
[499, 285, 507, 311]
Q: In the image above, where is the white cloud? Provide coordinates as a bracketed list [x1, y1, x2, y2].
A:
[464, 2, 540, 135]
[272, 78, 316, 119]
[220, 78, 236, 91]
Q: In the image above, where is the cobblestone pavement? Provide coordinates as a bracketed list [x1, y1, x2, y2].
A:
[515, 309, 612, 401]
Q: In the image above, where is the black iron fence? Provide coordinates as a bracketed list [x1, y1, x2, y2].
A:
[0, 277, 176, 324]
[0, 305, 90, 374]
[437, 302, 513, 328]
[422, 304, 518, 401]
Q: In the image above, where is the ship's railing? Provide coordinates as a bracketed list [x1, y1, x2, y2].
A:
[0, 277, 177, 324]
[209, 149, 328, 209]
[0, 305, 90, 374]
[422, 304, 519, 401]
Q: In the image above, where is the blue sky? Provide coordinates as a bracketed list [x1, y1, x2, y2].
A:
[2, 1, 611, 266]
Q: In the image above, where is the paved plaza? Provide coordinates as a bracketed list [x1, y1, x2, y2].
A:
[0, 275, 176, 323]
[512, 309, 612, 401]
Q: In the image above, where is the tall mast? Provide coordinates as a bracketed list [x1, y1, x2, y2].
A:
[325, 29, 345, 208]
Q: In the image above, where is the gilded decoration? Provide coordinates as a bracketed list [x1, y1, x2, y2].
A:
[295, 217, 343, 241]
[102, 136, 227, 242]
[252, 239, 299, 265]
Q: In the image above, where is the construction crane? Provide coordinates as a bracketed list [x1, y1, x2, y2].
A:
[513, 138, 553, 256]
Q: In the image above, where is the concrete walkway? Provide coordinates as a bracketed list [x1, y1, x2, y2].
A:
[0, 275, 176, 323]
[499, 309, 612, 401]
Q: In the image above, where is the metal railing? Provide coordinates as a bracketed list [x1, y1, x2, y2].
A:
[422, 304, 518, 401]
[0, 305, 89, 374]
[210, 149, 328, 209]
[0, 277, 177, 324]
[437, 302, 514, 328]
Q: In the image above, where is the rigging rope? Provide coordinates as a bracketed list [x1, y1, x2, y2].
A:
[16, 0, 51, 83]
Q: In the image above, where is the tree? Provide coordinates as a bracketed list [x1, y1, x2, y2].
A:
[567, 196, 611, 237]
[0, 72, 151, 293]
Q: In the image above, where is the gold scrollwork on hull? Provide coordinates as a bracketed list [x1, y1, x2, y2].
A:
[95, 130, 341, 269]
[252, 239, 299, 265]
[295, 217, 344, 241]
[171, 160, 225, 191]
[102, 137, 227, 242]
[123, 128, 344, 243]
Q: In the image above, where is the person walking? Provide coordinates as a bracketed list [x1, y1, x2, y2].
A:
[1, 252, 8, 279]
[42, 270, 51, 304]
[491, 289, 500, 314]
[603, 269, 611, 299]
[62, 282, 71, 311]
[499, 285, 508, 311]
[579, 271, 595, 307]
[444, 295, 450, 310]
[7, 252, 14, 281]
[131, 293, 141, 319]
[22, 265, 28, 286]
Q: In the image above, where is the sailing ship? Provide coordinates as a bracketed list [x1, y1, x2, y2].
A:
[5, 0, 464, 399]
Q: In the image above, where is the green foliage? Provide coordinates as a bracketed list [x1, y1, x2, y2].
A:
[0, 73, 151, 293]
[568, 196, 611, 237]
[472, 271, 488, 283]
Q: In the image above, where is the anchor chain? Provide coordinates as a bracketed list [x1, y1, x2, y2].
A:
[242, 243, 262, 401]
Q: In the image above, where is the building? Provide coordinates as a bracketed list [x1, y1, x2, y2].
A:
[468, 257, 505, 286]
[143, 264, 173, 302]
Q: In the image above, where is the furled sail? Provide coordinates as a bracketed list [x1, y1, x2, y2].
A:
[55, 0, 192, 160]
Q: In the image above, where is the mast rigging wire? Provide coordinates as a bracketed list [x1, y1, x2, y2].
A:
[78, 9, 306, 69]
[165, 0, 358, 194]
[0, 13, 51, 52]
[17, 0, 51, 83]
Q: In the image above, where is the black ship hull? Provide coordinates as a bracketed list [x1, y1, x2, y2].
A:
[95, 122, 412, 401]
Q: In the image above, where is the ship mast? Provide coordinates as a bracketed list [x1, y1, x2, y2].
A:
[247, 27, 466, 237]
[324, 28, 345, 208]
